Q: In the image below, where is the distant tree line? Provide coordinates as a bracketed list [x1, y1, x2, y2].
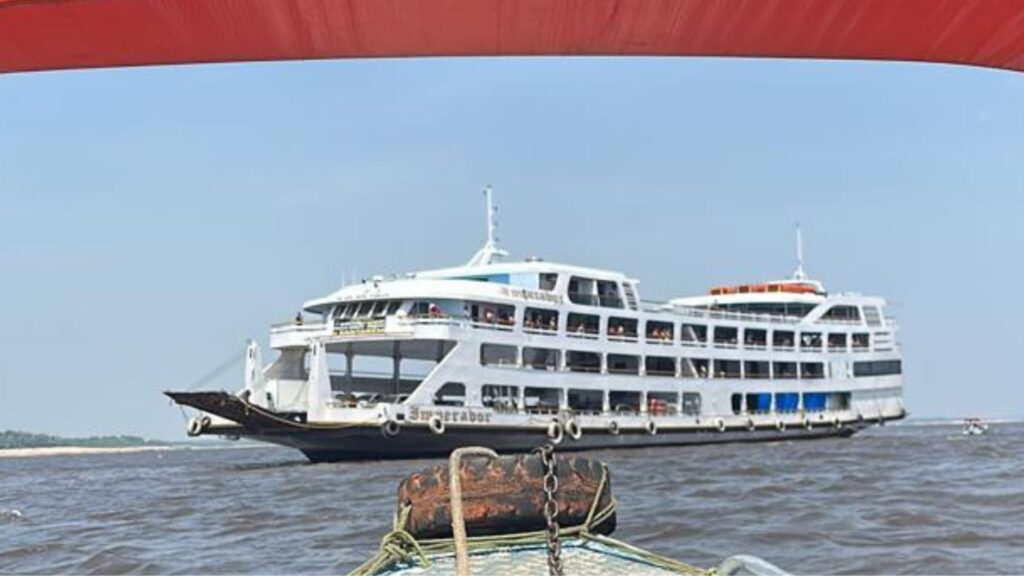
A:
[0, 430, 163, 449]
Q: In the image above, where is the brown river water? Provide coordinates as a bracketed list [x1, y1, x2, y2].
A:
[1, 421, 1022, 575]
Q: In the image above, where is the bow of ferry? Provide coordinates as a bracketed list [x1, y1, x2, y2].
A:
[167, 192, 905, 462]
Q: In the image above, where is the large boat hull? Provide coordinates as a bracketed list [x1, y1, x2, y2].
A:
[166, 390, 897, 462]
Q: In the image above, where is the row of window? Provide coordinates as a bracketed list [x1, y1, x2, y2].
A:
[852, 360, 903, 377]
[730, 392, 851, 415]
[332, 300, 881, 352]
[480, 344, 900, 379]
[435, 382, 702, 415]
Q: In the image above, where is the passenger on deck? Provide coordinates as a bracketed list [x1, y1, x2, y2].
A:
[547, 317, 557, 331]
[428, 303, 441, 317]
[484, 309, 495, 323]
[294, 311, 303, 325]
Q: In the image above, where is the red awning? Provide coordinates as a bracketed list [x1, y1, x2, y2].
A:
[2, 0, 1023, 74]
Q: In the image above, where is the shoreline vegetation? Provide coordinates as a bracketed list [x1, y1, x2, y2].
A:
[0, 430, 255, 459]
[0, 430, 172, 459]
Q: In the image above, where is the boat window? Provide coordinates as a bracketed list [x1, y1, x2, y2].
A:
[682, 392, 702, 415]
[645, 320, 674, 342]
[773, 361, 797, 379]
[799, 332, 822, 350]
[863, 306, 883, 327]
[597, 280, 624, 308]
[523, 347, 560, 371]
[607, 317, 638, 339]
[607, 354, 640, 375]
[609, 391, 641, 414]
[335, 303, 353, 319]
[482, 385, 520, 412]
[568, 276, 597, 306]
[821, 305, 861, 322]
[386, 301, 402, 315]
[680, 358, 709, 379]
[775, 392, 799, 413]
[802, 392, 827, 412]
[434, 382, 466, 407]
[566, 350, 601, 373]
[645, 356, 676, 377]
[744, 361, 770, 379]
[539, 273, 558, 291]
[469, 302, 516, 327]
[480, 344, 518, 367]
[713, 326, 739, 347]
[800, 362, 825, 379]
[714, 359, 741, 378]
[828, 392, 851, 411]
[853, 360, 902, 377]
[648, 392, 678, 416]
[524, 387, 561, 414]
[622, 282, 639, 310]
[680, 323, 707, 344]
[371, 300, 389, 317]
[852, 333, 870, 350]
[772, 330, 795, 349]
[731, 393, 743, 415]
[743, 328, 767, 348]
[745, 393, 772, 414]
[524, 308, 559, 332]
[567, 312, 599, 336]
[827, 333, 847, 351]
[568, 389, 604, 414]
[356, 301, 375, 318]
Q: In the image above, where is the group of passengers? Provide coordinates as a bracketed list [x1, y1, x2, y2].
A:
[479, 308, 515, 326]
[647, 326, 673, 341]
[607, 323, 637, 338]
[523, 313, 558, 331]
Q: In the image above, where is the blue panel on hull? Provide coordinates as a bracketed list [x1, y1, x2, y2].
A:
[775, 393, 799, 412]
[803, 393, 827, 411]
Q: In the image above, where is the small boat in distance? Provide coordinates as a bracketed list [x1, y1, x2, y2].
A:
[963, 418, 989, 436]
[167, 189, 906, 461]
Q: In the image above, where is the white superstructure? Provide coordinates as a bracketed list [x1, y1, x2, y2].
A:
[170, 191, 905, 461]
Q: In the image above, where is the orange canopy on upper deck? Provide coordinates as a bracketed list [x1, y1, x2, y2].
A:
[1, 0, 1024, 74]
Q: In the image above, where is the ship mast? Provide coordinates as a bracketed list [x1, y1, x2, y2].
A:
[467, 186, 508, 266]
[792, 224, 807, 280]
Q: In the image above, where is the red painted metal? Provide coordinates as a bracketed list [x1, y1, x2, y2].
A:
[1, 0, 1024, 74]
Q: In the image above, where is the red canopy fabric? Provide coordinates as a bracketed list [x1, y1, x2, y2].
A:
[2, 0, 1023, 74]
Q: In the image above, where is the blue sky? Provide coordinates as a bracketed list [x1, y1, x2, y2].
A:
[1, 57, 1021, 439]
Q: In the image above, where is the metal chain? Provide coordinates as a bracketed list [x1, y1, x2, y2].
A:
[535, 444, 563, 576]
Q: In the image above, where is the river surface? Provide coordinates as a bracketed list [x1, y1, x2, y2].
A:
[1, 421, 1022, 575]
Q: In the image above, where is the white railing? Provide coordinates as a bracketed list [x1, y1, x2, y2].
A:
[657, 304, 803, 325]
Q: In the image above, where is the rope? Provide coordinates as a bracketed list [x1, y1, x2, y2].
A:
[184, 347, 247, 391]
[448, 447, 499, 576]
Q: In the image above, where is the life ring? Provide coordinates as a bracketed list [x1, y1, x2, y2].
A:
[607, 420, 620, 435]
[775, 420, 786, 432]
[565, 419, 583, 441]
[746, 418, 756, 432]
[645, 420, 658, 436]
[803, 417, 812, 430]
[428, 415, 445, 435]
[546, 421, 564, 444]
[715, 418, 726, 433]
[381, 419, 401, 438]
[186, 417, 203, 437]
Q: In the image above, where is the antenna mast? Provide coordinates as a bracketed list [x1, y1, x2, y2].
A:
[793, 224, 807, 280]
[467, 186, 509, 266]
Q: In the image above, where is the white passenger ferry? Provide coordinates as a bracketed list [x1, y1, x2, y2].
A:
[168, 191, 905, 461]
